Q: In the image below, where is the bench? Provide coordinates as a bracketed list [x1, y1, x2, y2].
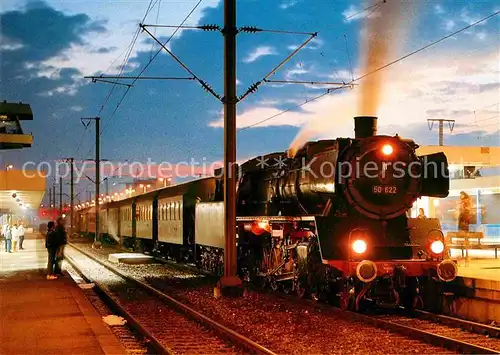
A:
[446, 231, 500, 259]
[446, 231, 484, 246]
[447, 243, 500, 259]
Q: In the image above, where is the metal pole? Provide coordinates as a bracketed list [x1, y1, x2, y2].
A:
[70, 158, 74, 236]
[219, 0, 241, 293]
[48, 187, 52, 215]
[52, 183, 56, 219]
[94, 117, 101, 248]
[59, 177, 63, 215]
[438, 121, 444, 146]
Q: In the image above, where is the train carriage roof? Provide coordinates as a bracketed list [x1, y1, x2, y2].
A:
[78, 176, 216, 212]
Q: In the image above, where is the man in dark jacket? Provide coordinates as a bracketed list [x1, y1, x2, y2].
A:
[53, 217, 67, 275]
[46, 221, 58, 279]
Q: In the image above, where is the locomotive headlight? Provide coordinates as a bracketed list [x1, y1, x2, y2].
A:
[258, 220, 269, 229]
[381, 144, 394, 156]
[430, 240, 444, 254]
[352, 240, 367, 254]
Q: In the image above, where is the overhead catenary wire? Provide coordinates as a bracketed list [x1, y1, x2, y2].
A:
[239, 8, 500, 131]
[72, 0, 159, 161]
[81, 0, 205, 164]
[344, 0, 386, 21]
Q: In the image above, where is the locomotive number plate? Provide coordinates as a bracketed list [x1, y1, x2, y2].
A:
[372, 185, 397, 194]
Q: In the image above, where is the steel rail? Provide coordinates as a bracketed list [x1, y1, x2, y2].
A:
[412, 308, 500, 339]
[311, 302, 500, 355]
[64, 251, 174, 355]
[357, 313, 499, 354]
[67, 242, 277, 355]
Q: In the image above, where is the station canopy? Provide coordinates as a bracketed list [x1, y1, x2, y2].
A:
[0, 169, 46, 215]
[417, 146, 500, 167]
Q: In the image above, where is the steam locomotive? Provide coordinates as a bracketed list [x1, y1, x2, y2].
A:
[76, 116, 457, 311]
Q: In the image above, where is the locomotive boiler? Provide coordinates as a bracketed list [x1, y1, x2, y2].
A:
[233, 116, 457, 310]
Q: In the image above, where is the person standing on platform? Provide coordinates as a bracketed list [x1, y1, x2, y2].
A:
[54, 217, 67, 276]
[4, 225, 12, 253]
[1, 222, 6, 238]
[45, 221, 58, 279]
[458, 191, 472, 232]
[18, 223, 25, 250]
[11, 224, 19, 252]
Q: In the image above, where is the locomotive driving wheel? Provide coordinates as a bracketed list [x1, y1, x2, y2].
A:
[339, 280, 355, 310]
[281, 281, 293, 294]
[339, 288, 355, 310]
[296, 278, 307, 298]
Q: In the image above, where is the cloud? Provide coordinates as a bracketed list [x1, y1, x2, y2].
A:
[71, 106, 83, 112]
[279, 0, 298, 10]
[434, 4, 445, 14]
[444, 19, 455, 31]
[0, 37, 24, 51]
[287, 37, 323, 51]
[208, 48, 500, 146]
[342, 4, 381, 23]
[17, 0, 220, 78]
[476, 32, 487, 41]
[243, 46, 278, 63]
[284, 63, 309, 80]
[1, 2, 105, 62]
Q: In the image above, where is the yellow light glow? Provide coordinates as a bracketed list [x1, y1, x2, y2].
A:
[352, 240, 367, 254]
[257, 220, 269, 229]
[431, 240, 444, 254]
[382, 144, 394, 156]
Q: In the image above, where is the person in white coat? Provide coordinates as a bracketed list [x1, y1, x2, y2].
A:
[11, 224, 19, 252]
[18, 223, 25, 250]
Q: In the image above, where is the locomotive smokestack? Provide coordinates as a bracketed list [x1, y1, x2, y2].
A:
[354, 116, 378, 138]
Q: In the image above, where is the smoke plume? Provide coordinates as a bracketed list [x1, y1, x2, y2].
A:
[358, 0, 411, 115]
[288, 0, 417, 157]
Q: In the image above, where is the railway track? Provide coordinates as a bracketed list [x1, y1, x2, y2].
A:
[65, 243, 276, 355]
[67, 240, 500, 354]
[370, 309, 500, 354]
[316, 303, 500, 354]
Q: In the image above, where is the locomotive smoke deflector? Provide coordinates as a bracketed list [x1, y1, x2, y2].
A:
[354, 116, 378, 138]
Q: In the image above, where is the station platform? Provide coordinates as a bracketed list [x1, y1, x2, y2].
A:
[456, 258, 500, 282]
[0, 234, 126, 355]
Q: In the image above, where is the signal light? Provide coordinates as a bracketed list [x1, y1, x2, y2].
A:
[430, 240, 444, 254]
[352, 239, 367, 254]
[381, 144, 394, 156]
